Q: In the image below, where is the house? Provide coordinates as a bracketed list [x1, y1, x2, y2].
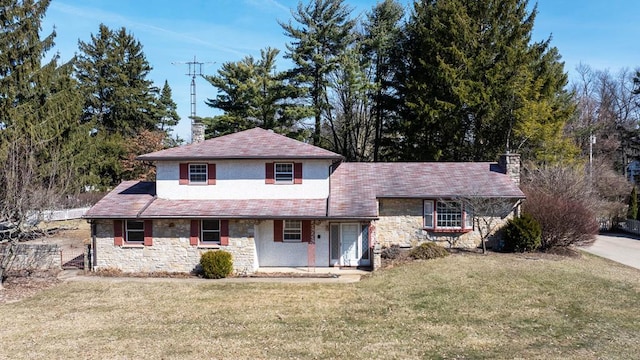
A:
[627, 160, 640, 184]
[84, 127, 525, 273]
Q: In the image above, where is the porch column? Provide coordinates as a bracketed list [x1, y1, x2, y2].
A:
[307, 222, 316, 270]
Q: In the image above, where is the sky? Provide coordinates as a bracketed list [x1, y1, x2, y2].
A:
[41, 0, 640, 142]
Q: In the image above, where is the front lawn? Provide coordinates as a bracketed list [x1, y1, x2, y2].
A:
[1, 252, 638, 359]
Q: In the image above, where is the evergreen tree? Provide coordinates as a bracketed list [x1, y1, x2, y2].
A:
[76, 24, 165, 187]
[0, 0, 89, 286]
[398, 0, 575, 162]
[628, 187, 638, 220]
[203, 47, 310, 138]
[76, 24, 158, 137]
[157, 80, 180, 132]
[361, 0, 405, 161]
[280, 0, 356, 145]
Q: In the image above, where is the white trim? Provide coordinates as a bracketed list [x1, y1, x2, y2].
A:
[189, 163, 207, 184]
[274, 162, 294, 183]
[283, 219, 302, 242]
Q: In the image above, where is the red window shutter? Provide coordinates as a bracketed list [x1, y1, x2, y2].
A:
[190, 220, 199, 246]
[294, 163, 303, 184]
[273, 220, 283, 242]
[301, 220, 311, 242]
[143, 220, 153, 246]
[265, 162, 275, 184]
[207, 164, 216, 185]
[179, 163, 189, 185]
[220, 220, 229, 246]
[113, 220, 123, 246]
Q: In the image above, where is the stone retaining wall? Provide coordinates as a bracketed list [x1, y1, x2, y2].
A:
[1, 243, 61, 272]
[93, 219, 257, 274]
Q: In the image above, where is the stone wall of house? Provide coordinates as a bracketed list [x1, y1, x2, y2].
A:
[93, 219, 257, 274]
[375, 198, 514, 249]
[1, 243, 60, 273]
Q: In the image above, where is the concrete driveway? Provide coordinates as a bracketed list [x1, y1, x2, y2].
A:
[581, 233, 640, 270]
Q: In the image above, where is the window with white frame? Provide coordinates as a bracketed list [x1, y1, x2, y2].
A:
[424, 200, 471, 230]
[201, 220, 221, 243]
[189, 164, 207, 183]
[126, 220, 144, 242]
[275, 163, 293, 183]
[283, 220, 302, 242]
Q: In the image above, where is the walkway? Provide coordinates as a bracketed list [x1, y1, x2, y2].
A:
[58, 267, 369, 284]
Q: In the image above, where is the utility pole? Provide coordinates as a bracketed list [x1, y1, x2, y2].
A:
[172, 56, 213, 143]
[589, 133, 596, 184]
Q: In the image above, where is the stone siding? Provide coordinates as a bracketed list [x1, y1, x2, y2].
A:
[376, 198, 514, 249]
[93, 219, 257, 274]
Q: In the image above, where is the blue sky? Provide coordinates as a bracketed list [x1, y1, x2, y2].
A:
[41, 0, 640, 141]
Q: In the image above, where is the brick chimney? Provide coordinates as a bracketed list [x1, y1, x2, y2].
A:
[499, 153, 520, 186]
[191, 120, 205, 144]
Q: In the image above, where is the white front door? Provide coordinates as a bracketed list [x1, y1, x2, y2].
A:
[330, 223, 371, 267]
[340, 224, 359, 266]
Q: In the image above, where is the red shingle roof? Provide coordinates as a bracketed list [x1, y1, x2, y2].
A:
[328, 162, 525, 218]
[84, 181, 327, 219]
[85, 161, 523, 220]
[137, 127, 343, 161]
[84, 181, 156, 218]
[142, 198, 327, 218]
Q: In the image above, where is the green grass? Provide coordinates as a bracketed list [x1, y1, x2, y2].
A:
[1, 252, 639, 359]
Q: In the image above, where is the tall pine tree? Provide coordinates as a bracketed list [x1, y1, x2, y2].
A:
[361, 0, 405, 161]
[280, 0, 356, 146]
[203, 47, 310, 138]
[398, 0, 575, 162]
[76, 24, 159, 137]
[0, 0, 88, 286]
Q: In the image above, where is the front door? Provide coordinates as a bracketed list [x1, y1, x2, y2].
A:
[330, 223, 370, 267]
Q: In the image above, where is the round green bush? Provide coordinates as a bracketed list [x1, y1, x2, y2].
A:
[503, 213, 542, 252]
[199, 250, 233, 279]
[408, 242, 449, 260]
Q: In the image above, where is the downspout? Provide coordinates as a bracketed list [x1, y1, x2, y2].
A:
[90, 220, 96, 271]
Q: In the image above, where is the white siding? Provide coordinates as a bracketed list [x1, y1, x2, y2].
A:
[255, 220, 330, 267]
[156, 159, 332, 199]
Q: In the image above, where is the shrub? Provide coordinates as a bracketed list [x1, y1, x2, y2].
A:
[381, 245, 401, 260]
[199, 250, 233, 279]
[523, 190, 599, 249]
[408, 242, 449, 260]
[502, 213, 542, 252]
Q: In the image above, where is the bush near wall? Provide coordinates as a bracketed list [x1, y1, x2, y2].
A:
[502, 213, 542, 252]
[409, 243, 449, 260]
[199, 250, 233, 279]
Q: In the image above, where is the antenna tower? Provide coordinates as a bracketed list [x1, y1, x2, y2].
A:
[172, 56, 213, 120]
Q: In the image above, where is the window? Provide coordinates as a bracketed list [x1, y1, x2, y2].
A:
[437, 201, 462, 228]
[201, 220, 221, 243]
[424, 200, 471, 231]
[190, 219, 229, 246]
[189, 164, 207, 183]
[283, 220, 302, 242]
[126, 220, 144, 243]
[275, 163, 293, 183]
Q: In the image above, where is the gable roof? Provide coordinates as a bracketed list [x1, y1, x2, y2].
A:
[328, 162, 525, 218]
[137, 127, 343, 161]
